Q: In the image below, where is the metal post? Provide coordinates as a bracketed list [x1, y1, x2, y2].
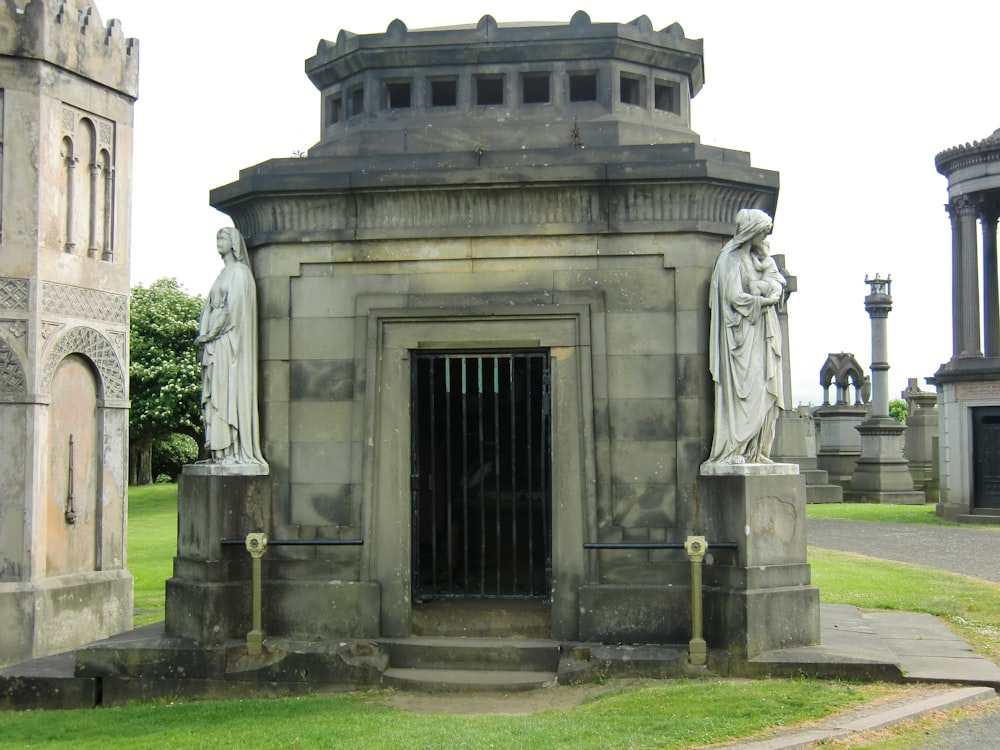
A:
[245, 532, 268, 655]
[684, 535, 707, 666]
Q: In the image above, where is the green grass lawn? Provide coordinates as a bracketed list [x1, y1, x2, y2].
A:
[0, 679, 874, 749]
[127, 483, 178, 627]
[807, 501, 966, 525]
[10, 485, 984, 748]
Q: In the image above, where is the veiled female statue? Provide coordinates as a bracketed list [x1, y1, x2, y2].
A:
[195, 227, 267, 467]
[705, 208, 787, 465]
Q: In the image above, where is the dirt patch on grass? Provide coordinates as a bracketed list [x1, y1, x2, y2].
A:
[377, 678, 656, 715]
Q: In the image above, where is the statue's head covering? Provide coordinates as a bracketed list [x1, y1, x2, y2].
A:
[218, 227, 252, 269]
[731, 209, 773, 247]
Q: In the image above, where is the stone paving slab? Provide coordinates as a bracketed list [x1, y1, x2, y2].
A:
[715, 687, 998, 749]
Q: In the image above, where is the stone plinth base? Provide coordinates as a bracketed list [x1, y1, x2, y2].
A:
[698, 466, 820, 658]
[166, 467, 381, 643]
[0, 570, 133, 663]
[165, 467, 273, 644]
[578, 585, 692, 644]
[845, 418, 926, 504]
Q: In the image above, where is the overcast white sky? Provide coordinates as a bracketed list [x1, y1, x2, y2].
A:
[95, 0, 999, 406]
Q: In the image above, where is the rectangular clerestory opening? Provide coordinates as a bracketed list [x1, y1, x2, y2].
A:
[325, 94, 343, 124]
[475, 75, 504, 106]
[430, 78, 458, 107]
[349, 85, 365, 117]
[385, 81, 412, 110]
[569, 72, 597, 102]
[619, 73, 643, 107]
[522, 73, 550, 104]
[654, 80, 679, 114]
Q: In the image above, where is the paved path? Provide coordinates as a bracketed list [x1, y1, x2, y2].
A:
[796, 517, 1000, 749]
[807, 518, 1000, 583]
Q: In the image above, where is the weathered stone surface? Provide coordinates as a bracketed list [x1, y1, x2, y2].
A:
[0, 0, 136, 663]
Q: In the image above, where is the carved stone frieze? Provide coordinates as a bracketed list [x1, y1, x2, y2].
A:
[41, 281, 127, 323]
[42, 326, 125, 399]
[0, 278, 29, 311]
[227, 182, 776, 246]
[0, 336, 27, 395]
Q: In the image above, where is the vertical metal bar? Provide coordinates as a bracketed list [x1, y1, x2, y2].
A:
[444, 356, 454, 593]
[477, 357, 486, 595]
[461, 357, 470, 591]
[509, 354, 517, 595]
[525, 355, 535, 594]
[541, 356, 552, 589]
[493, 357, 502, 595]
[429, 358, 438, 598]
[411, 357, 421, 601]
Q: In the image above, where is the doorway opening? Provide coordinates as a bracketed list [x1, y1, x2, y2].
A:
[973, 406, 1000, 509]
[411, 350, 551, 601]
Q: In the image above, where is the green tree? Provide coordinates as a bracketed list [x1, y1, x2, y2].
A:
[889, 398, 908, 424]
[129, 278, 203, 484]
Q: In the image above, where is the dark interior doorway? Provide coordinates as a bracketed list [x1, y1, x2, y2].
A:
[411, 350, 552, 601]
[973, 406, 1000, 509]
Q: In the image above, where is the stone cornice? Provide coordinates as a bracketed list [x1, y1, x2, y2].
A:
[212, 152, 779, 248]
[935, 128, 1000, 178]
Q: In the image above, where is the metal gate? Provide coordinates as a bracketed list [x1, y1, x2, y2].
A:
[411, 350, 551, 601]
[973, 406, 1000, 509]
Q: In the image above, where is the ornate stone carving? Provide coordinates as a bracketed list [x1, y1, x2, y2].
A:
[6, 320, 27, 338]
[99, 122, 112, 145]
[61, 107, 76, 133]
[40, 321, 64, 340]
[41, 281, 127, 323]
[42, 326, 125, 399]
[0, 278, 29, 311]
[0, 337, 27, 395]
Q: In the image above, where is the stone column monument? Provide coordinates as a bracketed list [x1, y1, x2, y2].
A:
[845, 275, 924, 504]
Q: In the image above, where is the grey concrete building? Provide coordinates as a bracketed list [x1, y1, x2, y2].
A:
[933, 128, 1000, 521]
[0, 1, 137, 662]
[175, 13, 816, 656]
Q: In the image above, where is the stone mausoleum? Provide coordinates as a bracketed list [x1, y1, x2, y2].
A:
[0, 1, 136, 662]
[933, 128, 1000, 521]
[168, 13, 818, 661]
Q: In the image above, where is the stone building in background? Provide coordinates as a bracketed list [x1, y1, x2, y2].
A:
[0, 1, 137, 662]
[933, 129, 1000, 521]
[178, 13, 817, 656]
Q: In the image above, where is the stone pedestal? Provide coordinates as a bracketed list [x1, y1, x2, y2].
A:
[165, 465, 273, 644]
[814, 405, 867, 487]
[905, 390, 939, 501]
[844, 418, 925, 505]
[698, 464, 820, 658]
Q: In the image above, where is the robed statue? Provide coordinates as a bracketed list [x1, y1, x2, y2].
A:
[195, 227, 267, 468]
[705, 209, 788, 465]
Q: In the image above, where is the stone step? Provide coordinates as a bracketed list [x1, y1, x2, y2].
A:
[411, 599, 551, 638]
[382, 636, 561, 672]
[0, 652, 97, 710]
[802, 468, 831, 485]
[806, 484, 844, 504]
[382, 667, 558, 691]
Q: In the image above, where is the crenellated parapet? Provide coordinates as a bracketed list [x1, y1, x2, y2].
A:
[0, 0, 138, 99]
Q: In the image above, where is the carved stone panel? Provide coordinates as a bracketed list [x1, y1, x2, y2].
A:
[42, 326, 125, 399]
[0, 278, 29, 311]
[41, 282, 127, 324]
[0, 336, 27, 395]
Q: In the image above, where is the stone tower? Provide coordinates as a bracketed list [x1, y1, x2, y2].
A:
[0, 0, 138, 662]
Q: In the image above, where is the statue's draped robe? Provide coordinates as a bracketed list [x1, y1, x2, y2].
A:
[707, 241, 787, 464]
[199, 259, 266, 465]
